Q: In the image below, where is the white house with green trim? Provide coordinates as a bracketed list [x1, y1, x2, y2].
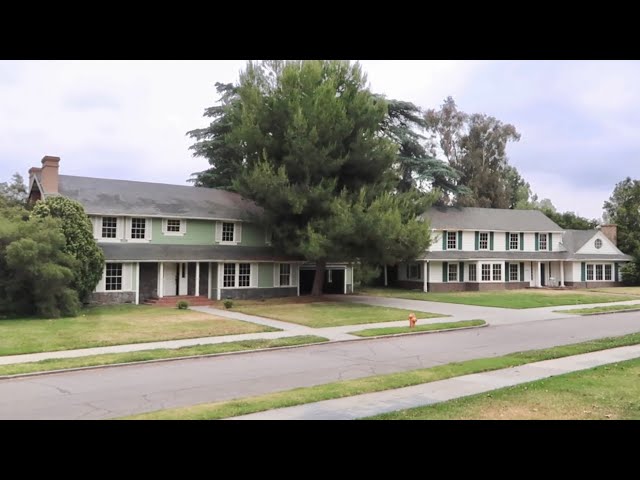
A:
[389, 206, 632, 292]
[27, 156, 354, 304]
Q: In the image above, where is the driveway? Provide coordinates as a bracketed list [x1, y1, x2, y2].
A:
[0, 311, 639, 419]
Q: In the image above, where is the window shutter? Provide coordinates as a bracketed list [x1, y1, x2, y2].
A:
[273, 263, 280, 287]
[235, 223, 242, 244]
[146, 218, 152, 240]
[162, 218, 167, 234]
[520, 233, 524, 251]
[442, 262, 448, 282]
[490, 232, 494, 251]
[520, 262, 525, 282]
[581, 262, 586, 282]
[505, 232, 510, 251]
[442, 231, 447, 250]
[549, 233, 553, 251]
[292, 264, 298, 286]
[457, 231, 462, 250]
[406, 264, 410, 279]
[215, 222, 222, 243]
[615, 263, 619, 282]
[505, 262, 510, 282]
[459, 262, 464, 282]
[475, 231, 479, 250]
[535, 233, 539, 251]
[251, 263, 258, 287]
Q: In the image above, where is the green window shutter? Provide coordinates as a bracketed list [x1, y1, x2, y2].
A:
[505, 262, 510, 282]
[505, 232, 510, 251]
[490, 232, 494, 251]
[459, 262, 464, 282]
[549, 233, 553, 251]
[615, 263, 619, 282]
[535, 233, 539, 251]
[442, 230, 447, 251]
[406, 264, 410, 279]
[442, 262, 448, 282]
[520, 262, 525, 282]
[475, 231, 479, 250]
[520, 233, 524, 251]
[581, 262, 586, 282]
[458, 231, 462, 250]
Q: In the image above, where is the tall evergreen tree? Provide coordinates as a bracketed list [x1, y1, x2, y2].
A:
[189, 60, 433, 295]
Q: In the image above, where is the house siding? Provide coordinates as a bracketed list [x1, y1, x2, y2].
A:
[151, 219, 213, 245]
[258, 263, 274, 288]
[576, 231, 619, 255]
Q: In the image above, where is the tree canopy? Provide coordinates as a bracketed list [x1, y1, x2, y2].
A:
[603, 177, 640, 256]
[32, 196, 105, 302]
[189, 60, 433, 294]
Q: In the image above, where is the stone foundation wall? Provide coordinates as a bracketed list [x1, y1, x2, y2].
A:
[220, 287, 298, 300]
[392, 280, 423, 290]
[88, 291, 136, 305]
[427, 282, 530, 293]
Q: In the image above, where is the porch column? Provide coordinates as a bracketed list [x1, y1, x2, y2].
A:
[384, 265, 388, 287]
[217, 262, 223, 300]
[195, 262, 200, 296]
[423, 261, 428, 293]
[135, 262, 140, 305]
[297, 264, 300, 296]
[537, 261, 541, 288]
[343, 266, 347, 294]
[207, 262, 212, 299]
[158, 262, 164, 298]
[560, 261, 565, 287]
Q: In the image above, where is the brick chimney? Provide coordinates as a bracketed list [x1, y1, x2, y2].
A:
[599, 224, 617, 246]
[40, 156, 60, 195]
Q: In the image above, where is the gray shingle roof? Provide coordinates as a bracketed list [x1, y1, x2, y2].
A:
[423, 206, 563, 232]
[100, 244, 301, 262]
[560, 229, 598, 254]
[58, 175, 262, 221]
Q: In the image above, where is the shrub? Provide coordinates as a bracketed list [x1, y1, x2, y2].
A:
[177, 300, 189, 310]
[621, 261, 640, 286]
[223, 299, 233, 309]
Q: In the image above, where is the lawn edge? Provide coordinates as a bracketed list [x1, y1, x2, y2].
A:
[0, 336, 329, 381]
[349, 322, 488, 338]
[555, 307, 640, 316]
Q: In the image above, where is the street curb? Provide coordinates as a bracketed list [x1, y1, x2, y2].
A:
[348, 322, 488, 339]
[556, 308, 640, 316]
[0, 322, 489, 381]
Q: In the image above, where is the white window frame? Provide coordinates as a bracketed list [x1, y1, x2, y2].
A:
[105, 263, 123, 291]
[222, 222, 235, 243]
[586, 264, 594, 281]
[238, 263, 251, 287]
[223, 263, 236, 287]
[448, 263, 458, 282]
[407, 263, 421, 280]
[481, 264, 491, 281]
[595, 264, 603, 281]
[492, 263, 502, 281]
[469, 264, 477, 281]
[101, 216, 117, 239]
[510, 233, 519, 250]
[222, 262, 254, 289]
[125, 217, 151, 242]
[539, 233, 548, 251]
[279, 263, 291, 286]
[162, 218, 187, 236]
[509, 263, 519, 281]
[479, 232, 488, 250]
[447, 231, 457, 250]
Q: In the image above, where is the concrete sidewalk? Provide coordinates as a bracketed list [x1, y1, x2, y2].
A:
[230, 344, 640, 420]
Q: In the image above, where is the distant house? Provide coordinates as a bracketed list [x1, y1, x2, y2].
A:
[27, 156, 354, 305]
[388, 206, 632, 292]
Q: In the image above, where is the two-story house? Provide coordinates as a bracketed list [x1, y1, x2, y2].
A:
[390, 206, 632, 292]
[27, 156, 355, 304]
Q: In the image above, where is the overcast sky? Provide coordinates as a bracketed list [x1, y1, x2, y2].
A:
[1, 60, 638, 220]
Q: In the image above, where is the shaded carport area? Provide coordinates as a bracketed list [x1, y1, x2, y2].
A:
[299, 263, 353, 295]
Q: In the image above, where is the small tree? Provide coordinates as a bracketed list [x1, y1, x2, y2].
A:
[31, 196, 105, 302]
[621, 261, 640, 286]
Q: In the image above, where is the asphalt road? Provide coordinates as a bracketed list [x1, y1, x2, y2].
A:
[1, 312, 639, 419]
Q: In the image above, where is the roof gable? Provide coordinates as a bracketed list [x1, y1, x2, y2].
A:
[574, 230, 624, 255]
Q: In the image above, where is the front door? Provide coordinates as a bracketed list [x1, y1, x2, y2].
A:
[163, 263, 178, 296]
[178, 262, 188, 295]
[540, 263, 546, 287]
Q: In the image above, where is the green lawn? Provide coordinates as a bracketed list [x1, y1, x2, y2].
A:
[0, 336, 327, 377]
[350, 320, 486, 337]
[371, 358, 640, 420]
[124, 332, 640, 420]
[587, 287, 640, 296]
[357, 287, 637, 309]
[0, 305, 276, 356]
[556, 304, 640, 315]
[232, 302, 444, 328]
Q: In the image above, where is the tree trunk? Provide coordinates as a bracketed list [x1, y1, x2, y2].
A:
[311, 259, 326, 297]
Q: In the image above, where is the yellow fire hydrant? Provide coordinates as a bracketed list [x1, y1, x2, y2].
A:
[408, 313, 417, 329]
